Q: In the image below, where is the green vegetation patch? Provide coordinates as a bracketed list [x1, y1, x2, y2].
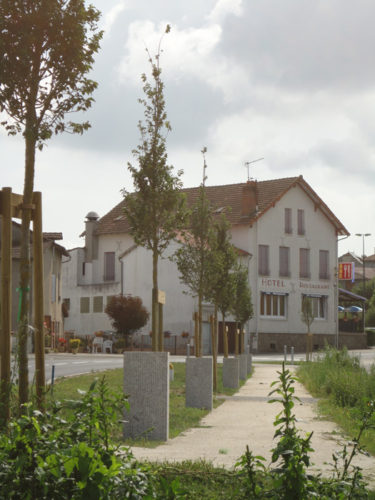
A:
[297, 346, 375, 455]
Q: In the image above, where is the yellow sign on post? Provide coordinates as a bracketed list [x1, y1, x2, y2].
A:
[158, 290, 166, 304]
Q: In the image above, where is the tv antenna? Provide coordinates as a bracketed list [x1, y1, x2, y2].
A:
[244, 157, 264, 181]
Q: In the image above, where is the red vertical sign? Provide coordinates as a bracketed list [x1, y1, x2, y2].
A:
[338, 262, 354, 281]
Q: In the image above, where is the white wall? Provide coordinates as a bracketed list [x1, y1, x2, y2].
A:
[248, 184, 337, 338]
[121, 241, 196, 336]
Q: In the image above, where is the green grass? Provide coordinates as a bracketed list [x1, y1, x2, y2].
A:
[297, 347, 375, 456]
[47, 362, 252, 447]
[149, 460, 247, 499]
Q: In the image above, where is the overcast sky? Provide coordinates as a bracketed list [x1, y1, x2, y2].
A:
[2, 0, 375, 257]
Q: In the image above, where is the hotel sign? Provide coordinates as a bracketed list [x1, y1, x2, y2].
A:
[338, 262, 355, 281]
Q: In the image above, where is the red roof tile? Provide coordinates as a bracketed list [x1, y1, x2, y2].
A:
[95, 176, 349, 237]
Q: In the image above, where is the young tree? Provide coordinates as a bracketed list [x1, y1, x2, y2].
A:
[123, 26, 186, 352]
[105, 295, 149, 348]
[173, 149, 213, 357]
[231, 264, 253, 354]
[207, 215, 237, 358]
[0, 0, 102, 408]
[301, 296, 315, 361]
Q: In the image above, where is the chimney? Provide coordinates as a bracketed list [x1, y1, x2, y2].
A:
[241, 181, 258, 217]
[85, 211, 99, 262]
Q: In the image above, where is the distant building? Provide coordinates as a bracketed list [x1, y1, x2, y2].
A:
[62, 175, 361, 352]
[0, 221, 68, 349]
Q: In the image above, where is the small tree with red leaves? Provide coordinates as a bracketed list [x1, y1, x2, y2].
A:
[105, 295, 149, 346]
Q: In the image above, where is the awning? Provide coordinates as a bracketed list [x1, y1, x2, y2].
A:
[338, 288, 366, 303]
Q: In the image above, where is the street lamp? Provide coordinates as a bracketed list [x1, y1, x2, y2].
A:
[355, 233, 371, 295]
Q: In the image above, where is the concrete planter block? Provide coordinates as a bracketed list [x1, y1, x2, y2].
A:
[123, 351, 169, 441]
[238, 353, 248, 380]
[247, 353, 253, 375]
[186, 357, 213, 410]
[222, 357, 239, 389]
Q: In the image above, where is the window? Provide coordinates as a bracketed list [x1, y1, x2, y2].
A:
[279, 246, 290, 277]
[260, 292, 287, 317]
[104, 252, 115, 281]
[106, 295, 115, 306]
[297, 209, 305, 235]
[80, 297, 90, 313]
[302, 295, 327, 319]
[82, 262, 86, 276]
[93, 296, 103, 313]
[319, 250, 329, 279]
[258, 245, 269, 275]
[284, 208, 292, 234]
[299, 248, 310, 278]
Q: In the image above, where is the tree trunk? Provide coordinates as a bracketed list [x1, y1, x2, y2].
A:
[235, 324, 239, 356]
[198, 292, 203, 357]
[211, 311, 218, 393]
[152, 249, 159, 351]
[222, 312, 228, 358]
[18, 128, 36, 409]
[194, 311, 199, 358]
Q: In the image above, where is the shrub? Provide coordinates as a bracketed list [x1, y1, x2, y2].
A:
[0, 377, 152, 499]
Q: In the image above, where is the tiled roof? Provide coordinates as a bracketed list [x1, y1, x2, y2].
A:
[95, 176, 349, 236]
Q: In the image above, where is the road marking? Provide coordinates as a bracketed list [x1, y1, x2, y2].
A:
[72, 361, 89, 365]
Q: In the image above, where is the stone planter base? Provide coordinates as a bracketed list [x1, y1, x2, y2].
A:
[222, 357, 239, 389]
[123, 351, 169, 441]
[247, 353, 253, 375]
[238, 353, 247, 380]
[186, 357, 213, 410]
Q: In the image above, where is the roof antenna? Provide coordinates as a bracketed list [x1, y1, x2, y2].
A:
[244, 157, 264, 181]
[201, 146, 208, 186]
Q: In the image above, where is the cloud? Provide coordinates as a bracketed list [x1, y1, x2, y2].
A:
[207, 0, 243, 23]
[118, 19, 250, 103]
[101, 1, 128, 36]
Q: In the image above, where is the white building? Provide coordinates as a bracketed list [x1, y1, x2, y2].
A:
[62, 176, 350, 352]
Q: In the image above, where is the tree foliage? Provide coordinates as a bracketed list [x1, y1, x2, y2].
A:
[231, 264, 253, 329]
[0, 0, 102, 147]
[206, 215, 237, 357]
[352, 277, 375, 301]
[123, 26, 186, 350]
[207, 215, 237, 318]
[174, 186, 214, 300]
[105, 295, 149, 339]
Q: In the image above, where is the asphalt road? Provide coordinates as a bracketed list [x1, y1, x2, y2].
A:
[22, 347, 375, 383]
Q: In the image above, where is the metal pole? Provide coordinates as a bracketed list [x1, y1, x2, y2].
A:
[291, 347, 294, 365]
[283, 345, 287, 363]
[186, 343, 190, 358]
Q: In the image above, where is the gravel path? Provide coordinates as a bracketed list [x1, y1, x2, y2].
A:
[131, 363, 375, 486]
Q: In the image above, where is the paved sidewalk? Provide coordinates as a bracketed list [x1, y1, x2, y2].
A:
[131, 363, 375, 486]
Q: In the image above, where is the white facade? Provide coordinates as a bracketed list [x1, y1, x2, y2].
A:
[62, 228, 134, 336]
